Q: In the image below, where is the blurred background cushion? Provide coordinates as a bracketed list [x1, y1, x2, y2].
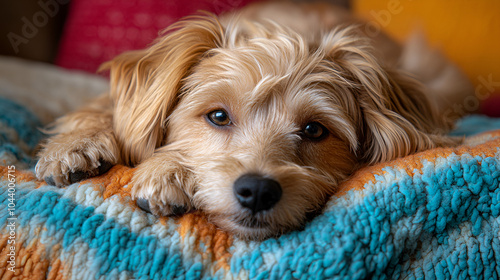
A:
[354, 0, 500, 116]
[0, 0, 497, 115]
[54, 0, 259, 74]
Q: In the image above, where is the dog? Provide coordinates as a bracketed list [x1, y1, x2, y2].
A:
[35, 1, 474, 240]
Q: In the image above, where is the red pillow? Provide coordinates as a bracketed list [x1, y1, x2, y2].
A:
[56, 0, 258, 74]
[481, 94, 500, 117]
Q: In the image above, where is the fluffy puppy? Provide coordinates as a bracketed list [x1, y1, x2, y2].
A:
[36, 1, 473, 240]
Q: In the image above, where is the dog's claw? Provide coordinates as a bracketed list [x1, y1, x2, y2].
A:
[97, 160, 114, 175]
[43, 160, 114, 187]
[44, 176, 56, 186]
[171, 205, 188, 216]
[136, 198, 152, 213]
[69, 170, 93, 184]
[69, 160, 114, 184]
[135, 198, 189, 216]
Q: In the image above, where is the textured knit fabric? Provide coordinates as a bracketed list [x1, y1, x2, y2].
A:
[0, 98, 44, 167]
[1, 105, 500, 279]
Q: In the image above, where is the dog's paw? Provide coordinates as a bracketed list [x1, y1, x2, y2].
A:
[131, 177, 193, 216]
[131, 153, 195, 216]
[135, 198, 189, 216]
[42, 160, 114, 186]
[36, 130, 118, 187]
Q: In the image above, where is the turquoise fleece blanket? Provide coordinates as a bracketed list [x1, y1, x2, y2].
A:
[1, 97, 500, 279]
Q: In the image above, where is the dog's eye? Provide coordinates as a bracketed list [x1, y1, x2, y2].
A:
[207, 109, 231, 126]
[302, 122, 328, 140]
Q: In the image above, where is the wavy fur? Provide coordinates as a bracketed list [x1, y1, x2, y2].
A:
[36, 1, 472, 240]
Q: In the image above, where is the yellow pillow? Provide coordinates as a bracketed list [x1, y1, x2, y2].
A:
[354, 0, 500, 97]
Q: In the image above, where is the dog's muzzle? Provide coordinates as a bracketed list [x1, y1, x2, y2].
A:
[233, 174, 282, 214]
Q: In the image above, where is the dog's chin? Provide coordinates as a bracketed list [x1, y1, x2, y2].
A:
[209, 211, 297, 241]
[214, 217, 278, 241]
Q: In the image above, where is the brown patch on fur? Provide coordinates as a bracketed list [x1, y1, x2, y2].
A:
[177, 212, 233, 271]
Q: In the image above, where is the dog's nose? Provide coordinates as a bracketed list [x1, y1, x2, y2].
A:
[233, 174, 282, 213]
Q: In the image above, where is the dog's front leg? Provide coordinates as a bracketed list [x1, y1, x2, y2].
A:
[131, 147, 196, 216]
[36, 95, 119, 186]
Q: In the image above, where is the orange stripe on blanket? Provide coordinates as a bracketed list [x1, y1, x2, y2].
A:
[80, 165, 134, 197]
[177, 212, 233, 271]
[86, 166, 235, 270]
[337, 131, 500, 196]
[0, 166, 46, 188]
[0, 234, 67, 280]
[78, 165, 138, 208]
[46, 258, 67, 280]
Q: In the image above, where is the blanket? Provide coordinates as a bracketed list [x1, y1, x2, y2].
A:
[1, 96, 500, 280]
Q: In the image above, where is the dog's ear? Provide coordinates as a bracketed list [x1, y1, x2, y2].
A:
[356, 70, 458, 164]
[320, 27, 456, 164]
[100, 14, 224, 165]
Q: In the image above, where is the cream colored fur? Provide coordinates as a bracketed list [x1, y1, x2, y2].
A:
[36, 1, 472, 240]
